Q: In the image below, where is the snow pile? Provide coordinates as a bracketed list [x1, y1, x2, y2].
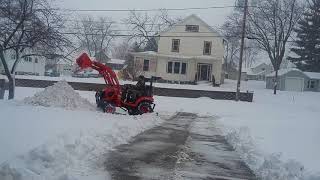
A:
[0, 100, 163, 180]
[23, 81, 95, 110]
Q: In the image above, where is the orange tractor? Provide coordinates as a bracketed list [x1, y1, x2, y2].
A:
[76, 53, 156, 115]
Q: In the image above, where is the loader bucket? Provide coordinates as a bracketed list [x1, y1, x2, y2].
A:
[76, 53, 92, 69]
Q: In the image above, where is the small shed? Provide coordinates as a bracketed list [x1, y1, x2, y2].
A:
[266, 68, 320, 92]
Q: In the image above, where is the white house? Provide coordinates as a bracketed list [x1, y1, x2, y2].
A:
[242, 63, 274, 81]
[132, 14, 224, 85]
[0, 51, 45, 76]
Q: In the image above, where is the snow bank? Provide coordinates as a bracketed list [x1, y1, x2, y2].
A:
[23, 81, 95, 111]
[0, 101, 163, 180]
[221, 126, 309, 180]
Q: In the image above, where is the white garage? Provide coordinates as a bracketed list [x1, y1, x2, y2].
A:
[285, 77, 304, 92]
[266, 68, 320, 92]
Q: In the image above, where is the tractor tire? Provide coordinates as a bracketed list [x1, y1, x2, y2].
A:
[128, 108, 139, 116]
[137, 101, 153, 115]
[101, 102, 116, 114]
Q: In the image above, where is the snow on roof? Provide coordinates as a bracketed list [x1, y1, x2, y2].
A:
[132, 51, 158, 56]
[249, 70, 267, 76]
[108, 59, 125, 65]
[304, 72, 320, 79]
[57, 59, 73, 66]
[242, 68, 252, 73]
[0, 74, 8, 82]
[266, 68, 302, 77]
[242, 67, 265, 76]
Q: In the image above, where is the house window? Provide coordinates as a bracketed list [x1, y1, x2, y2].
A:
[143, 59, 150, 71]
[174, 62, 181, 74]
[24, 57, 32, 62]
[181, 63, 187, 74]
[35, 58, 38, 63]
[307, 80, 316, 88]
[185, 25, 199, 32]
[167, 61, 187, 75]
[203, 41, 212, 55]
[167, 62, 173, 73]
[171, 39, 180, 52]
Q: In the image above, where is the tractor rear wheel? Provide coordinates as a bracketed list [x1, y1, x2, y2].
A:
[137, 101, 153, 115]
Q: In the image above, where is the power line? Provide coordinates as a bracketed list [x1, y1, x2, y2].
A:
[58, 32, 302, 43]
[55, 6, 253, 12]
[60, 32, 227, 38]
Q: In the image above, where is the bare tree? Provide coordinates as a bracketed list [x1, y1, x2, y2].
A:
[243, 46, 259, 68]
[124, 10, 182, 51]
[74, 16, 116, 62]
[111, 40, 131, 60]
[247, 0, 303, 94]
[0, 0, 71, 99]
[222, 9, 259, 73]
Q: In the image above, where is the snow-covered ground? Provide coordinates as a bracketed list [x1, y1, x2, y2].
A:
[0, 82, 162, 180]
[1, 79, 320, 179]
[155, 81, 320, 179]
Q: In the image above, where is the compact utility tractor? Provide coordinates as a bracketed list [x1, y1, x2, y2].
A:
[76, 53, 156, 115]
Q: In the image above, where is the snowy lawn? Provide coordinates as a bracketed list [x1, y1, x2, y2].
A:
[1, 80, 320, 179]
[0, 84, 162, 180]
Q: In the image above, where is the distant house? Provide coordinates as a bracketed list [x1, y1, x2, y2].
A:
[243, 63, 274, 81]
[55, 60, 73, 76]
[266, 68, 320, 92]
[106, 59, 126, 70]
[0, 51, 45, 76]
[132, 14, 224, 85]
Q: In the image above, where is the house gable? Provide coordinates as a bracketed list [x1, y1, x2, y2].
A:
[157, 14, 224, 58]
[160, 14, 220, 36]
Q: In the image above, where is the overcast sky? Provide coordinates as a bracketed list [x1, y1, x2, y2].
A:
[55, 0, 272, 65]
[55, 0, 236, 28]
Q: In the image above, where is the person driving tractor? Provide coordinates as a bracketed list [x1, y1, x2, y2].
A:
[136, 75, 146, 90]
[125, 75, 146, 102]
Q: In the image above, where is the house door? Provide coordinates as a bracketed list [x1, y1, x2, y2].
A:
[197, 63, 212, 81]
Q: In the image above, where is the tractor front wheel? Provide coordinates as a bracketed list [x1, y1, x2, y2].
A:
[137, 101, 153, 115]
[95, 91, 104, 107]
[102, 103, 116, 114]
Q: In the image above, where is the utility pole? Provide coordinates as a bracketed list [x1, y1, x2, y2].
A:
[235, 0, 248, 101]
[223, 39, 229, 78]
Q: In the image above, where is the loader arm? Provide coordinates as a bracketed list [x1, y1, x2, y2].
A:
[76, 53, 120, 90]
